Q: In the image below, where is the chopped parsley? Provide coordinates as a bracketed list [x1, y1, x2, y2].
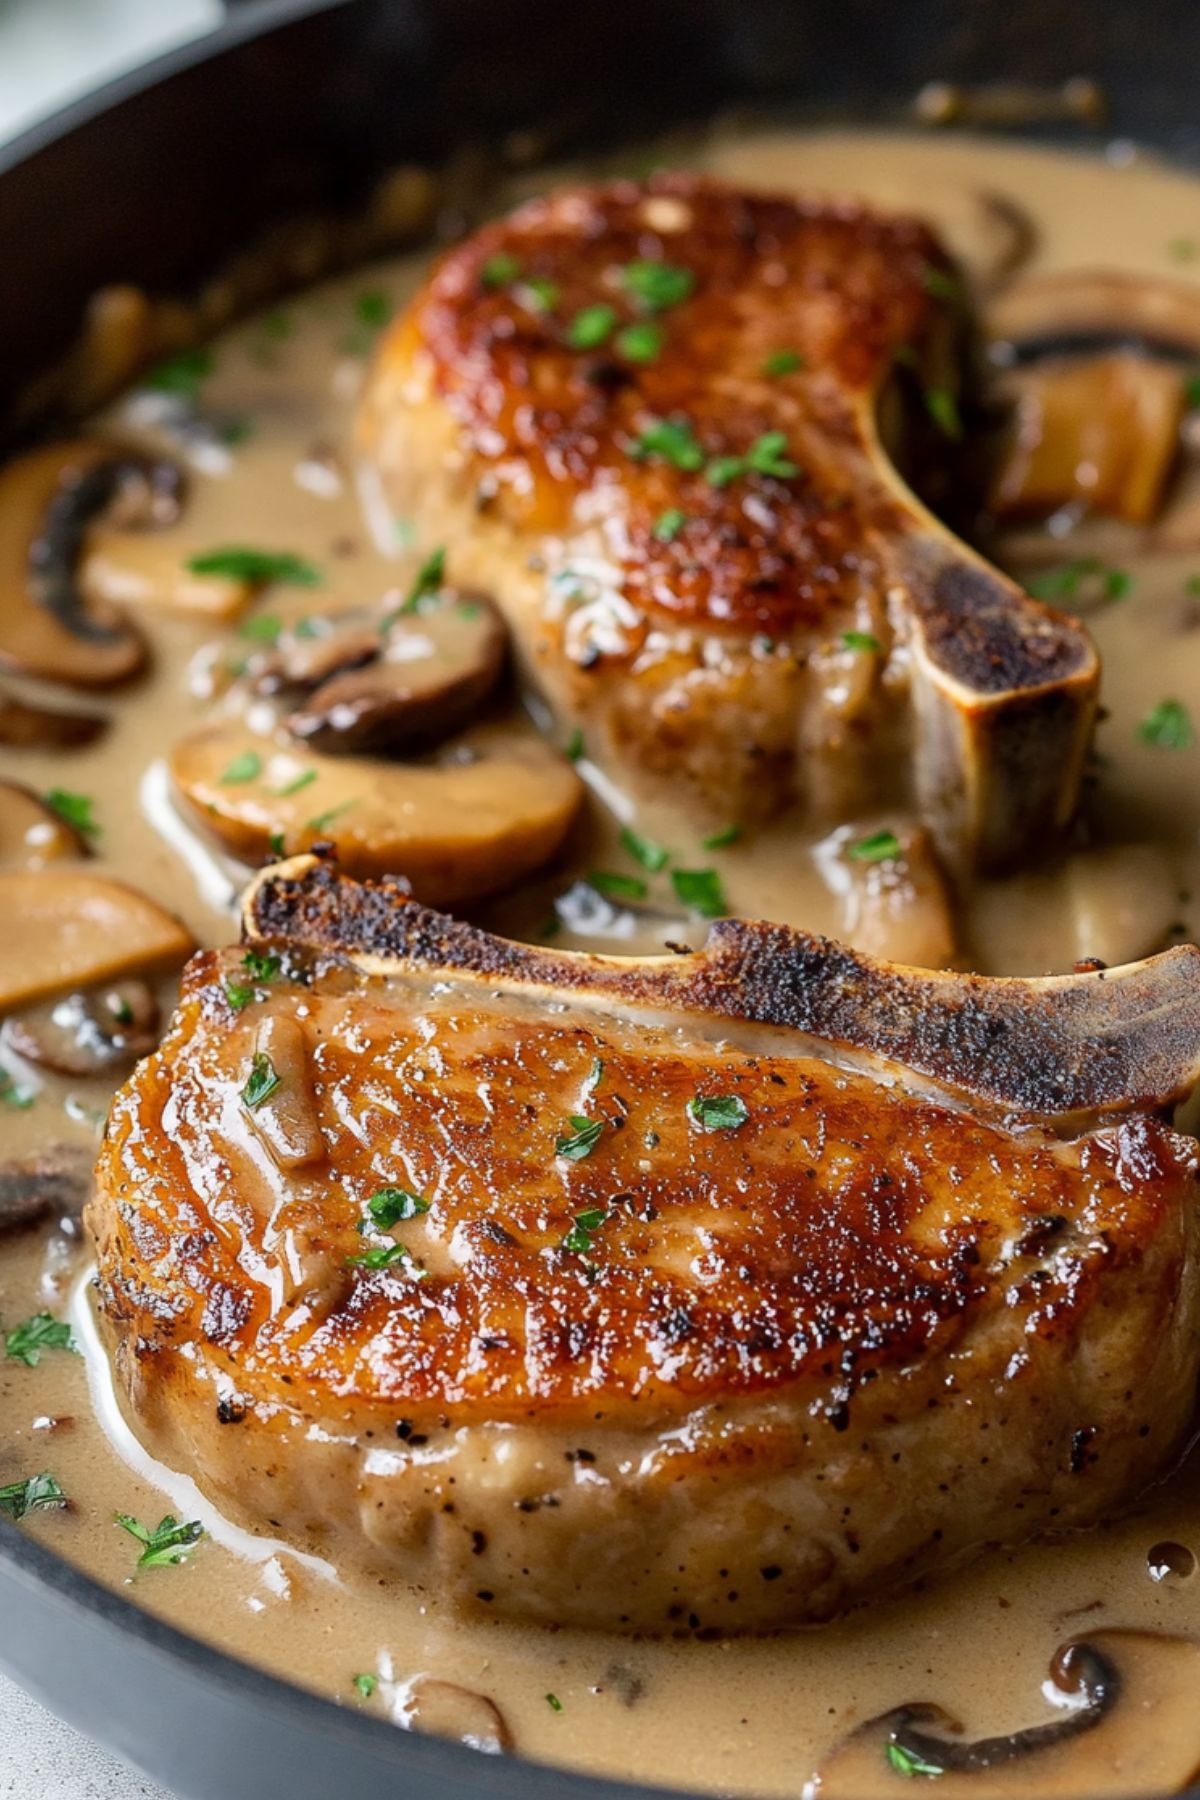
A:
[348, 1241, 423, 1273]
[355, 290, 392, 331]
[921, 264, 962, 303]
[353, 1673, 378, 1700]
[614, 320, 664, 363]
[621, 260, 695, 312]
[629, 417, 705, 471]
[885, 1739, 945, 1778]
[849, 829, 902, 863]
[545, 1692, 565, 1713]
[761, 348, 804, 377]
[671, 867, 726, 917]
[583, 1056, 604, 1095]
[145, 346, 213, 401]
[306, 800, 357, 834]
[924, 387, 962, 439]
[44, 788, 98, 838]
[1186, 373, 1200, 410]
[224, 981, 256, 1013]
[563, 1206, 607, 1253]
[705, 431, 799, 487]
[686, 1095, 749, 1132]
[565, 727, 585, 762]
[366, 1187, 430, 1228]
[5, 1313, 74, 1367]
[701, 823, 742, 851]
[1139, 698, 1194, 751]
[115, 1512, 204, 1569]
[238, 612, 284, 643]
[219, 750, 262, 786]
[391, 545, 446, 618]
[240, 1051, 280, 1110]
[517, 276, 560, 314]
[589, 870, 648, 902]
[273, 769, 318, 798]
[268, 830, 287, 858]
[1025, 559, 1132, 604]
[619, 826, 669, 872]
[652, 508, 687, 543]
[481, 252, 522, 290]
[186, 547, 322, 587]
[841, 629, 882, 653]
[0, 1472, 66, 1522]
[243, 948, 281, 983]
[0, 1072, 34, 1112]
[567, 303, 617, 349]
[555, 1115, 606, 1162]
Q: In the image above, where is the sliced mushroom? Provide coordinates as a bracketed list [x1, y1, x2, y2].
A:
[282, 591, 507, 755]
[987, 272, 1200, 526]
[0, 870, 193, 1014]
[81, 527, 257, 621]
[0, 1146, 93, 1235]
[815, 822, 957, 969]
[0, 440, 184, 688]
[169, 721, 583, 906]
[399, 1678, 513, 1755]
[2, 979, 159, 1077]
[0, 782, 90, 868]
[0, 688, 106, 751]
[806, 1631, 1200, 1797]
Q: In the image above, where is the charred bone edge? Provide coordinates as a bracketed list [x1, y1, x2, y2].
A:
[862, 416, 1099, 876]
[242, 856, 1200, 1129]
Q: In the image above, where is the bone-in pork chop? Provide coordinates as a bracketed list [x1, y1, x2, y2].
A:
[359, 175, 1098, 872]
[86, 858, 1200, 1632]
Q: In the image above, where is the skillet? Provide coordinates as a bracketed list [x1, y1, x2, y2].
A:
[4, 1, 1200, 1794]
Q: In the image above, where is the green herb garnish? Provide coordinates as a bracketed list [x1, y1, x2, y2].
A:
[849, 829, 902, 863]
[366, 1187, 431, 1228]
[186, 547, 322, 587]
[565, 727, 585, 762]
[219, 750, 262, 786]
[841, 629, 882, 653]
[5, 1313, 74, 1367]
[614, 320, 664, 363]
[268, 831, 287, 858]
[274, 769, 317, 798]
[885, 1739, 945, 1778]
[240, 1051, 280, 1110]
[619, 826, 669, 872]
[44, 788, 98, 838]
[238, 613, 283, 643]
[546, 1692, 564, 1713]
[705, 431, 799, 487]
[393, 545, 446, 617]
[306, 800, 357, 834]
[589, 870, 648, 901]
[686, 1095, 749, 1132]
[701, 823, 742, 850]
[652, 508, 687, 543]
[921, 265, 962, 303]
[629, 417, 705, 470]
[353, 1674, 378, 1700]
[671, 867, 726, 917]
[1025, 558, 1131, 603]
[563, 1206, 607, 1253]
[583, 1056, 604, 1095]
[555, 1115, 605, 1161]
[567, 303, 617, 350]
[481, 252, 522, 290]
[924, 388, 962, 439]
[518, 276, 560, 313]
[621, 261, 695, 312]
[0, 1073, 34, 1112]
[145, 347, 213, 401]
[115, 1512, 204, 1569]
[348, 1241, 422, 1272]
[224, 981, 256, 1013]
[1139, 698, 1194, 751]
[0, 1472, 66, 1522]
[355, 290, 392, 330]
[761, 349, 804, 377]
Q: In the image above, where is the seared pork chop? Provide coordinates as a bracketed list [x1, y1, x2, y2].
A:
[87, 858, 1200, 1633]
[360, 175, 1098, 872]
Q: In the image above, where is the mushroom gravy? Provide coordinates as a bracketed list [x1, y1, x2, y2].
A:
[6, 128, 1200, 1795]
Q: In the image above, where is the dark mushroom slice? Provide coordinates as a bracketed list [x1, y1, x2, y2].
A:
[808, 1630, 1200, 1796]
[0, 439, 184, 688]
[0, 1147, 93, 1236]
[0, 688, 106, 751]
[0, 869, 194, 1014]
[400, 1679, 513, 1755]
[0, 782, 90, 868]
[285, 590, 507, 756]
[2, 979, 159, 1078]
[987, 272, 1200, 525]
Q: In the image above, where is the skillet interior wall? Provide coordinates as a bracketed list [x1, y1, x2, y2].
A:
[6, 0, 1200, 438]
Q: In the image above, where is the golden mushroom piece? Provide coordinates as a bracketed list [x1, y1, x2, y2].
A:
[0, 869, 194, 1014]
[169, 721, 583, 906]
[0, 782, 91, 868]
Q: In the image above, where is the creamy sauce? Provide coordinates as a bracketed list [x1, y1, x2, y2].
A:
[6, 128, 1200, 1795]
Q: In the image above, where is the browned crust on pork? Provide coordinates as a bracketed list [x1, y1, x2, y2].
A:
[244, 858, 1200, 1123]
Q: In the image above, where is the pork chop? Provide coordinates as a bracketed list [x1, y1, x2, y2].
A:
[359, 174, 1098, 873]
[86, 858, 1200, 1632]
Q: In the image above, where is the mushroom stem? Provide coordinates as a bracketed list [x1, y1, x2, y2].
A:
[890, 1643, 1118, 1773]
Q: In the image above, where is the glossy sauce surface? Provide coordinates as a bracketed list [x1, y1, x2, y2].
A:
[5, 129, 1200, 1796]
